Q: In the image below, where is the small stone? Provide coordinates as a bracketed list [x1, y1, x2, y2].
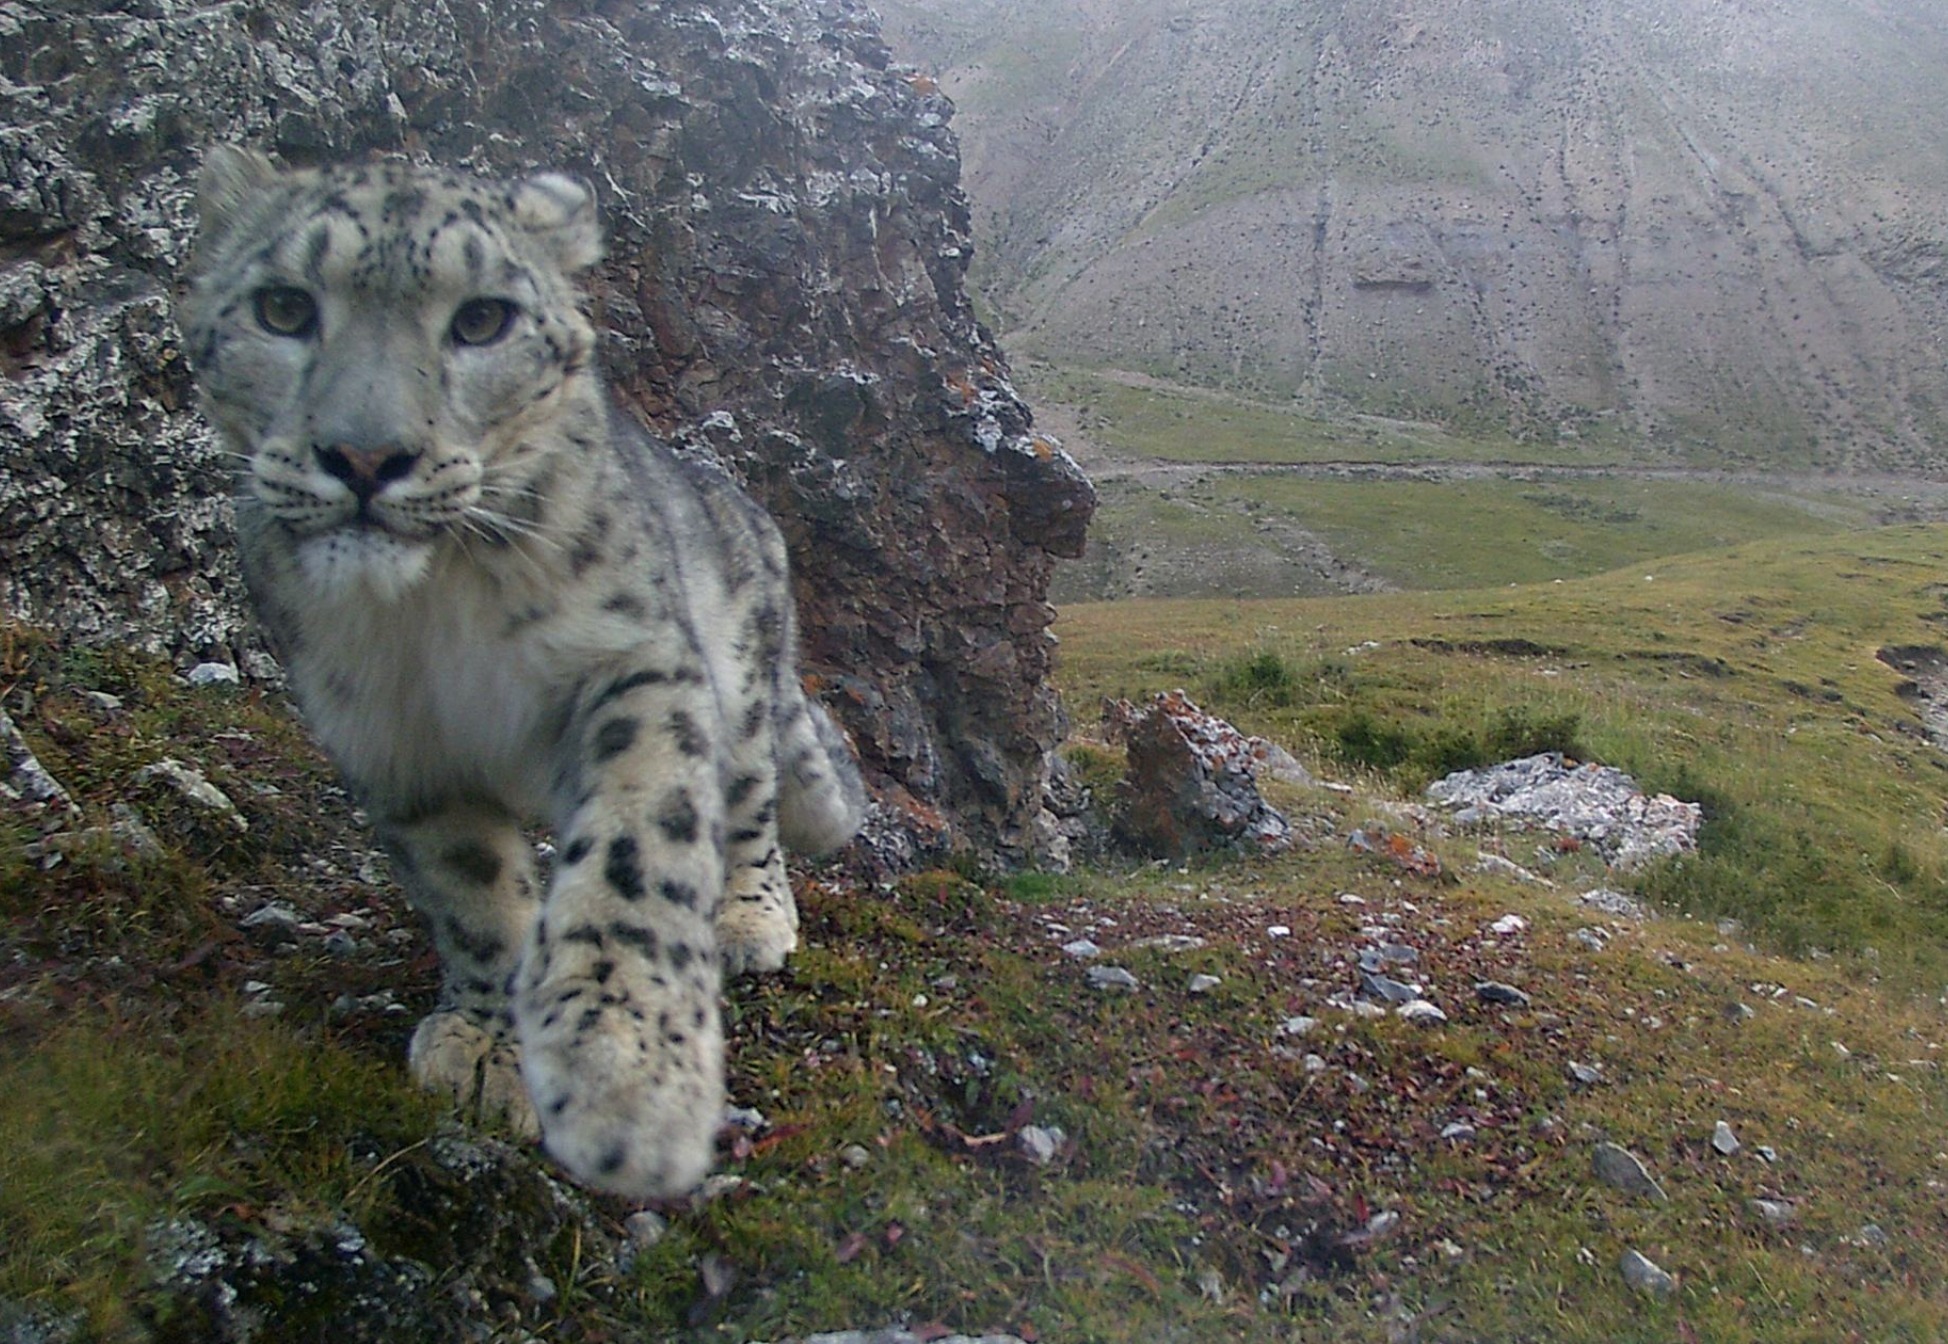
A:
[241, 903, 301, 932]
[1475, 980, 1532, 1007]
[1086, 965, 1140, 991]
[1711, 1121, 1740, 1156]
[1593, 1142, 1668, 1203]
[1363, 1209, 1401, 1238]
[135, 759, 247, 832]
[1580, 888, 1650, 921]
[1359, 972, 1422, 1004]
[81, 690, 126, 712]
[1475, 852, 1552, 885]
[1277, 1015, 1320, 1038]
[321, 930, 359, 957]
[1196, 1265, 1225, 1302]
[1358, 942, 1418, 970]
[1337, 893, 1366, 906]
[695, 1173, 746, 1202]
[1749, 1198, 1795, 1226]
[1061, 938, 1102, 960]
[1490, 914, 1529, 936]
[1017, 1124, 1064, 1166]
[1397, 999, 1448, 1026]
[3, 708, 78, 818]
[722, 1106, 768, 1132]
[839, 1144, 872, 1170]
[1267, 924, 1292, 939]
[1573, 927, 1609, 951]
[1726, 1001, 1756, 1023]
[1187, 974, 1222, 995]
[1852, 1223, 1889, 1248]
[1440, 1122, 1476, 1142]
[185, 662, 241, 688]
[1756, 1144, 1778, 1164]
[1620, 1248, 1676, 1296]
[624, 1210, 670, 1249]
[1131, 933, 1206, 953]
[1301, 1053, 1327, 1074]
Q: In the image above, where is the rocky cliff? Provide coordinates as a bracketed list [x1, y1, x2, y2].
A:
[0, 0, 1094, 865]
[877, 0, 1948, 469]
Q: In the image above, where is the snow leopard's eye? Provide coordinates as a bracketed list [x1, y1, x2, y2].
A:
[450, 298, 517, 347]
[253, 285, 318, 338]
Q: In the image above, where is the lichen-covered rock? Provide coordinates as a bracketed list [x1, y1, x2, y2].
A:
[0, 0, 1094, 866]
[1, 706, 78, 824]
[1103, 690, 1293, 856]
[141, 1133, 617, 1343]
[1425, 752, 1702, 869]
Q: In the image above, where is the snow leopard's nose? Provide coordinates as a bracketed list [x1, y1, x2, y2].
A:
[315, 443, 421, 502]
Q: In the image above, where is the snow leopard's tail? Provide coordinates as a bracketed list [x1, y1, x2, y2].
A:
[776, 693, 867, 855]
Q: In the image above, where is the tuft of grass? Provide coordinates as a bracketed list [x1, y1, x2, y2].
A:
[0, 1006, 441, 1335]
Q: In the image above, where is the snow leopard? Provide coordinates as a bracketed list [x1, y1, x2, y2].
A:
[179, 146, 866, 1198]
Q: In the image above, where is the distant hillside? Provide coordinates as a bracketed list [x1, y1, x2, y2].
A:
[876, 0, 1948, 470]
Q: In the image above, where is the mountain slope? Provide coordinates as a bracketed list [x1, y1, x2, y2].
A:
[877, 0, 1948, 468]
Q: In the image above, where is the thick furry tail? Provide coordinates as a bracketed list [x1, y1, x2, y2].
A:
[776, 697, 866, 855]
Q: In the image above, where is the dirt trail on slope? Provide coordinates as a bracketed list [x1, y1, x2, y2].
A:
[1031, 383, 1948, 604]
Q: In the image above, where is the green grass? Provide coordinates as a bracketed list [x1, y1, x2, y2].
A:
[1024, 360, 1882, 602]
[11, 528, 1948, 1338]
[1058, 525, 1948, 991]
[1203, 475, 1870, 589]
[0, 1008, 442, 1338]
[1061, 468, 1874, 601]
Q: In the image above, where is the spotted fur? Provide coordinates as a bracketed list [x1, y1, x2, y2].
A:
[180, 147, 866, 1198]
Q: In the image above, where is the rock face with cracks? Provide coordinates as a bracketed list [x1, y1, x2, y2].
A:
[1104, 690, 1294, 857]
[0, 0, 1094, 867]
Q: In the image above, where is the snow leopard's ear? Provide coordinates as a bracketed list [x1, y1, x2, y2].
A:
[197, 145, 283, 244]
[511, 171, 604, 273]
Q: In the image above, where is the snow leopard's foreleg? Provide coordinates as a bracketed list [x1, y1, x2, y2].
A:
[380, 802, 542, 1136]
[713, 592, 801, 977]
[517, 661, 729, 1199]
[713, 579, 867, 974]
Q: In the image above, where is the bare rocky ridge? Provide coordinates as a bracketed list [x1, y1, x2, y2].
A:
[876, 0, 1948, 468]
[0, 0, 1095, 866]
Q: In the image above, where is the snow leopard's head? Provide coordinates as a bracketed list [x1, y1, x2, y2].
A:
[181, 147, 604, 598]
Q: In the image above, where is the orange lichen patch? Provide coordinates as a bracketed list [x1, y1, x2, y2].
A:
[905, 73, 940, 96]
[944, 370, 980, 406]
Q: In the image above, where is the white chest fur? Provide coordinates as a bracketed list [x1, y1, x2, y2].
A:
[289, 558, 570, 817]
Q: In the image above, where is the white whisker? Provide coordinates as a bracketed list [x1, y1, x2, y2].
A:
[470, 506, 565, 548]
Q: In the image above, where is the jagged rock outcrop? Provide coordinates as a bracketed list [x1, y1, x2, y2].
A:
[0, 0, 1095, 865]
[1103, 690, 1294, 857]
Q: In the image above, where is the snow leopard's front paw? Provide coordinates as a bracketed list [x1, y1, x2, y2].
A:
[715, 859, 799, 976]
[517, 976, 725, 1198]
[408, 1010, 539, 1139]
